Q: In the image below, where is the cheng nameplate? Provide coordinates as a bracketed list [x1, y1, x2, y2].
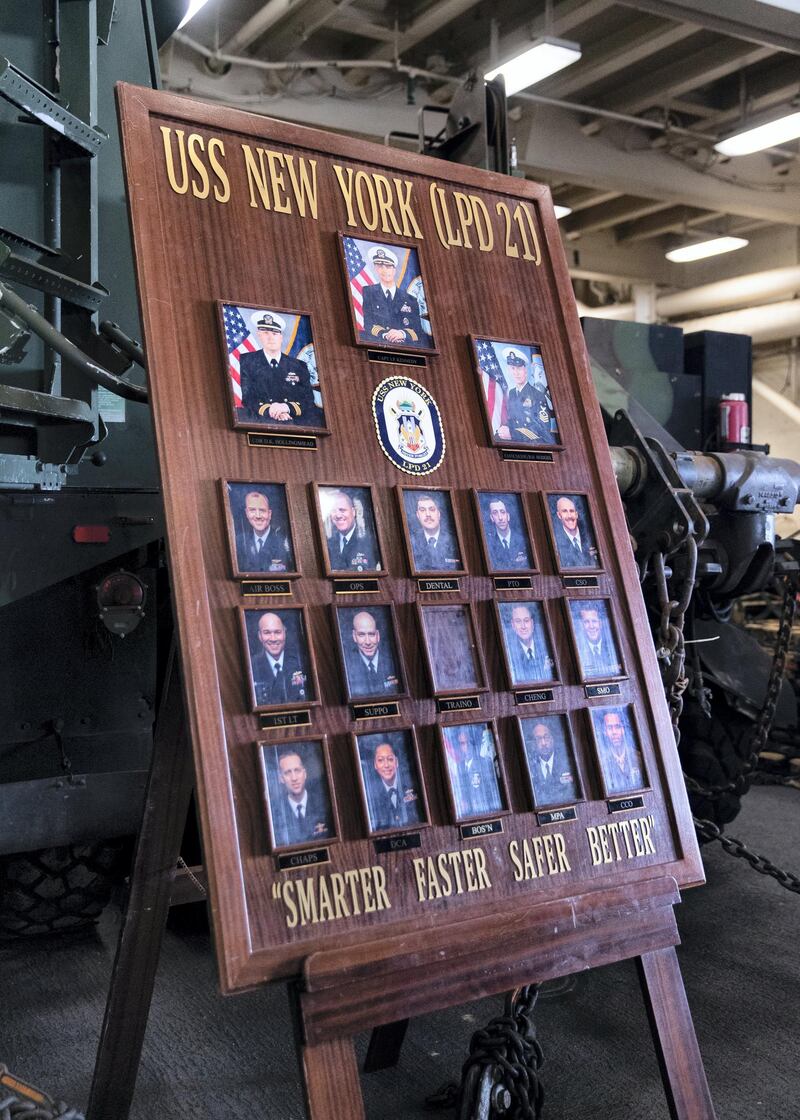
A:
[260, 709, 311, 730]
[516, 688, 553, 705]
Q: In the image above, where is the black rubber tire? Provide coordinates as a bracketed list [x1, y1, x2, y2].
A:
[678, 687, 753, 829]
[0, 841, 127, 939]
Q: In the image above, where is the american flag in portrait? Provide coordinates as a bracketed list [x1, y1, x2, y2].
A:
[475, 338, 508, 434]
[223, 304, 258, 408]
[344, 238, 377, 331]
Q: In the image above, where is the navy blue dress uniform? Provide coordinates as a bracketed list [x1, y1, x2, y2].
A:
[410, 526, 461, 571]
[528, 743, 578, 807]
[360, 247, 428, 348]
[253, 649, 308, 706]
[486, 527, 532, 570]
[277, 783, 331, 845]
[369, 778, 421, 831]
[553, 521, 597, 568]
[236, 525, 291, 573]
[344, 648, 401, 699]
[503, 348, 556, 444]
[576, 631, 621, 679]
[602, 746, 645, 795]
[240, 312, 322, 427]
[326, 527, 379, 573]
[507, 637, 554, 686]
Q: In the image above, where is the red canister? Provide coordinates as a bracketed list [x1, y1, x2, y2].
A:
[718, 393, 750, 445]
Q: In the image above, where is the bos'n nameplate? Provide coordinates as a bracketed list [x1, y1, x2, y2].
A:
[117, 86, 703, 996]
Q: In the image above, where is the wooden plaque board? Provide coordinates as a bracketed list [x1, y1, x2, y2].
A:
[116, 84, 703, 995]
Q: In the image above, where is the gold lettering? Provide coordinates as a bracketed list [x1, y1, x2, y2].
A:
[187, 133, 210, 199]
[508, 840, 523, 881]
[640, 815, 656, 855]
[553, 832, 571, 873]
[471, 195, 494, 251]
[266, 150, 291, 213]
[532, 836, 547, 878]
[599, 828, 613, 863]
[296, 878, 319, 925]
[355, 170, 379, 230]
[282, 881, 298, 928]
[333, 164, 357, 226]
[429, 183, 450, 249]
[373, 865, 391, 911]
[413, 857, 428, 902]
[359, 866, 376, 912]
[447, 851, 466, 895]
[317, 875, 335, 922]
[462, 848, 479, 891]
[586, 826, 603, 866]
[243, 145, 271, 210]
[630, 819, 644, 857]
[330, 872, 350, 917]
[394, 178, 423, 238]
[473, 846, 491, 890]
[496, 200, 519, 258]
[619, 819, 635, 857]
[344, 868, 363, 914]
[453, 191, 474, 248]
[373, 173, 402, 235]
[543, 834, 559, 875]
[522, 840, 537, 879]
[436, 852, 453, 897]
[207, 138, 230, 203]
[284, 154, 318, 219]
[607, 822, 624, 861]
[160, 127, 189, 195]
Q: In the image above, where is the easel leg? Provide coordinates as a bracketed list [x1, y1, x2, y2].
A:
[288, 982, 366, 1120]
[637, 947, 717, 1120]
[86, 648, 195, 1120]
[363, 1019, 409, 1072]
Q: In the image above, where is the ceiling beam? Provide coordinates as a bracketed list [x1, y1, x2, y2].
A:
[363, 0, 485, 63]
[328, 11, 397, 43]
[220, 0, 310, 55]
[543, 16, 699, 100]
[553, 185, 622, 211]
[561, 197, 673, 237]
[596, 39, 774, 116]
[616, 205, 726, 242]
[612, 0, 800, 55]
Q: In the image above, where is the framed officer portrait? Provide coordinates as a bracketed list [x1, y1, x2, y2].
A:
[473, 490, 536, 575]
[565, 598, 625, 682]
[398, 486, 466, 576]
[518, 715, 583, 810]
[240, 606, 320, 712]
[338, 235, 437, 354]
[544, 492, 602, 573]
[333, 603, 407, 703]
[417, 602, 487, 696]
[469, 335, 561, 450]
[439, 721, 509, 823]
[258, 738, 339, 852]
[589, 706, 650, 798]
[352, 728, 429, 837]
[495, 600, 559, 689]
[313, 483, 387, 577]
[222, 479, 299, 579]
[216, 302, 329, 434]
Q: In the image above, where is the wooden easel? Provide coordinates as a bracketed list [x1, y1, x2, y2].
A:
[86, 651, 715, 1120]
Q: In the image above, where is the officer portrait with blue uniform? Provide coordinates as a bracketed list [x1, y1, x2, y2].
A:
[240, 311, 324, 428]
[361, 247, 430, 349]
[499, 347, 559, 445]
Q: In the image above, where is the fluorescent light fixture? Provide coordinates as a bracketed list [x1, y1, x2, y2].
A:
[715, 109, 800, 156]
[665, 236, 749, 263]
[553, 204, 572, 219]
[178, 0, 212, 29]
[755, 0, 800, 11]
[485, 38, 582, 97]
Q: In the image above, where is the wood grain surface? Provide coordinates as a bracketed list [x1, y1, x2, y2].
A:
[117, 83, 704, 994]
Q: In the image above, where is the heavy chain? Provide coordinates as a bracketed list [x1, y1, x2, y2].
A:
[693, 817, 800, 894]
[652, 537, 698, 750]
[457, 985, 544, 1120]
[682, 570, 800, 800]
[0, 1100, 83, 1120]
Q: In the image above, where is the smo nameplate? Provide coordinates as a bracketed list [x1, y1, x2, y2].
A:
[585, 683, 621, 699]
[537, 807, 577, 826]
[460, 819, 503, 840]
[374, 832, 422, 854]
[437, 695, 481, 714]
[260, 709, 311, 730]
[277, 847, 330, 871]
[241, 579, 292, 597]
[516, 688, 554, 706]
[352, 701, 400, 721]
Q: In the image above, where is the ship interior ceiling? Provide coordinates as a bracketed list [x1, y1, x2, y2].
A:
[3, 0, 800, 1117]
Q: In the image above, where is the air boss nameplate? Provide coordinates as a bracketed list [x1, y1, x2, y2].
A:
[372, 376, 446, 475]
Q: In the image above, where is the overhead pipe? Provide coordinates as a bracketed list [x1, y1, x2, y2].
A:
[674, 299, 800, 343]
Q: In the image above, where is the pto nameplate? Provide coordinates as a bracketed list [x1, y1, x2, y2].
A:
[352, 701, 400, 721]
[607, 795, 645, 814]
[418, 578, 460, 593]
[334, 578, 380, 594]
[537, 806, 577, 826]
[563, 575, 599, 589]
[437, 695, 481, 714]
[585, 683, 621, 699]
[374, 832, 421, 854]
[460, 819, 503, 839]
[501, 450, 554, 463]
[277, 847, 329, 871]
[516, 688, 553, 705]
[241, 579, 292, 597]
[246, 432, 318, 451]
[494, 576, 533, 591]
[260, 709, 311, 730]
[367, 348, 427, 368]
